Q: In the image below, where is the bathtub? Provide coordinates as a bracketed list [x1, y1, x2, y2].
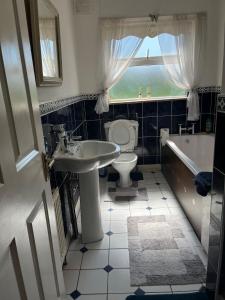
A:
[161, 134, 215, 253]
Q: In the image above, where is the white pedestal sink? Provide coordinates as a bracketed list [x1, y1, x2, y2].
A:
[53, 140, 120, 243]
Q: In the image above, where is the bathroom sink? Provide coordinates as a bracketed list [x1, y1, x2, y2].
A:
[53, 140, 120, 244]
[53, 140, 120, 173]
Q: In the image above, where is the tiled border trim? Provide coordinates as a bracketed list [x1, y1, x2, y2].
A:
[39, 86, 221, 116]
[197, 86, 221, 93]
[39, 94, 99, 116]
[217, 94, 225, 112]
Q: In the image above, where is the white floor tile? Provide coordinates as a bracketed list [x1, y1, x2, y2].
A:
[159, 184, 172, 191]
[110, 221, 127, 233]
[150, 207, 171, 216]
[101, 209, 111, 220]
[169, 207, 186, 216]
[108, 294, 133, 300]
[143, 174, 155, 180]
[147, 186, 162, 192]
[63, 251, 82, 270]
[109, 249, 130, 268]
[78, 270, 107, 294]
[110, 233, 128, 249]
[148, 191, 163, 198]
[108, 269, 136, 293]
[78, 295, 107, 300]
[100, 201, 111, 209]
[166, 198, 180, 208]
[162, 191, 177, 198]
[86, 236, 110, 250]
[81, 250, 109, 269]
[64, 174, 208, 298]
[130, 208, 150, 216]
[171, 284, 202, 292]
[110, 210, 130, 221]
[102, 221, 111, 233]
[129, 201, 149, 209]
[63, 270, 79, 293]
[148, 200, 168, 208]
[110, 202, 130, 210]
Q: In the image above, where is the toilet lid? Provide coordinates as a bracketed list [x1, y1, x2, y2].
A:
[108, 120, 135, 152]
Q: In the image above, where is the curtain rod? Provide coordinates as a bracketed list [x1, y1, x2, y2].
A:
[100, 12, 207, 21]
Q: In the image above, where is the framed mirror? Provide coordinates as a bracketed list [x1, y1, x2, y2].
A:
[26, 0, 63, 86]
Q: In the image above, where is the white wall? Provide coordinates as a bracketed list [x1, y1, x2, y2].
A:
[37, 0, 80, 103]
[75, 0, 224, 94]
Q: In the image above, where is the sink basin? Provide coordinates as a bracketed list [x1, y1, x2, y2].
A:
[52, 140, 120, 244]
[53, 140, 120, 173]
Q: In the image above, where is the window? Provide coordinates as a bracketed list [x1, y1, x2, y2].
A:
[109, 34, 186, 102]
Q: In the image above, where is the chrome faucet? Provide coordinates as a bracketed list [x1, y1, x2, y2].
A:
[178, 123, 195, 136]
[66, 130, 82, 142]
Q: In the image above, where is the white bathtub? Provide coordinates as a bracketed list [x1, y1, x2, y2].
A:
[167, 134, 215, 175]
[163, 134, 215, 254]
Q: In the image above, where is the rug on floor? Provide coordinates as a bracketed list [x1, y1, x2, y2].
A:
[115, 188, 148, 201]
[107, 183, 148, 201]
[126, 292, 208, 300]
[127, 215, 206, 286]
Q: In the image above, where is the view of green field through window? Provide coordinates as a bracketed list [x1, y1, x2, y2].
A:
[110, 35, 186, 100]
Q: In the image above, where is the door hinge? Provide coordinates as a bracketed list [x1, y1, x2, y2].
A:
[42, 153, 55, 182]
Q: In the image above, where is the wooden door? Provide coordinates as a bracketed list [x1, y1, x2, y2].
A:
[0, 0, 65, 299]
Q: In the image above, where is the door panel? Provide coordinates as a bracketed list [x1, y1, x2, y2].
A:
[27, 196, 58, 300]
[0, 0, 36, 163]
[0, 248, 24, 300]
[0, 0, 65, 299]
[10, 239, 29, 300]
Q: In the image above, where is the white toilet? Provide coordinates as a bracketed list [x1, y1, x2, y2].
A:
[104, 119, 138, 188]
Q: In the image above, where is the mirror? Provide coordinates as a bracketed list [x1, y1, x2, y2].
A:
[26, 0, 63, 86]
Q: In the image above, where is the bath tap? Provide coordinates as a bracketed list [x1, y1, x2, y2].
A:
[178, 123, 195, 135]
[178, 124, 186, 135]
[188, 123, 195, 135]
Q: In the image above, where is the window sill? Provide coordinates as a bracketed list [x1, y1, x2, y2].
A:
[109, 96, 187, 105]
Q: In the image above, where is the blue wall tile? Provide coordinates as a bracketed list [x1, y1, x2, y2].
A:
[113, 104, 129, 119]
[158, 101, 172, 116]
[85, 100, 100, 120]
[201, 93, 212, 114]
[128, 103, 143, 118]
[41, 91, 218, 165]
[143, 116, 158, 137]
[158, 116, 172, 134]
[172, 99, 187, 115]
[86, 120, 102, 140]
[143, 102, 157, 117]
[143, 137, 159, 156]
[171, 115, 186, 134]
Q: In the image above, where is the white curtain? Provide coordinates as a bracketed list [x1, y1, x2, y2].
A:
[158, 14, 206, 121]
[95, 19, 144, 114]
[39, 18, 59, 78]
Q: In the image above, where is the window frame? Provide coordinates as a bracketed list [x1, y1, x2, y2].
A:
[109, 41, 187, 103]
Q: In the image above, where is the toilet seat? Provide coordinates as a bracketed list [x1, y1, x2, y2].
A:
[108, 120, 136, 152]
[113, 153, 137, 165]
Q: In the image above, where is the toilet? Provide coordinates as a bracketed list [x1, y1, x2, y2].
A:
[104, 119, 138, 188]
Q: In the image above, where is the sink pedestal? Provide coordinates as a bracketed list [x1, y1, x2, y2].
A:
[79, 169, 104, 243]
